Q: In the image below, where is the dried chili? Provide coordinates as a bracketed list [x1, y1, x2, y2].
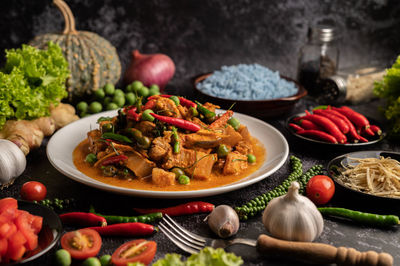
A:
[87, 222, 157, 236]
[59, 212, 107, 227]
[133, 201, 215, 217]
[100, 154, 128, 166]
[150, 113, 201, 132]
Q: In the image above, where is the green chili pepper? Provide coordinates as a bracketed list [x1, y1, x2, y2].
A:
[318, 207, 400, 227]
[228, 117, 241, 130]
[97, 116, 113, 123]
[90, 208, 162, 224]
[142, 109, 155, 122]
[85, 153, 97, 164]
[171, 127, 180, 154]
[170, 95, 180, 106]
[101, 132, 132, 143]
[195, 101, 216, 121]
[189, 106, 199, 117]
[101, 123, 114, 133]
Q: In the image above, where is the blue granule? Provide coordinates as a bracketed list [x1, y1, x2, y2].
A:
[196, 64, 298, 100]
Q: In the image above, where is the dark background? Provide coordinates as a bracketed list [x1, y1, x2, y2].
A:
[1, 0, 400, 93]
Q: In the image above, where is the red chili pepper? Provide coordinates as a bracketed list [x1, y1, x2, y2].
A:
[150, 113, 201, 132]
[360, 126, 375, 137]
[332, 106, 370, 129]
[358, 135, 369, 143]
[133, 201, 215, 217]
[148, 95, 197, 108]
[143, 99, 156, 110]
[301, 114, 346, 143]
[312, 109, 349, 134]
[296, 129, 338, 144]
[59, 212, 107, 227]
[298, 119, 323, 131]
[87, 222, 156, 236]
[101, 154, 128, 166]
[288, 123, 303, 132]
[321, 109, 361, 142]
[209, 110, 233, 129]
[370, 125, 382, 136]
[126, 107, 141, 121]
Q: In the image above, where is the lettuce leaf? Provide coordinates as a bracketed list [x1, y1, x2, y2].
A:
[0, 42, 69, 128]
[374, 55, 400, 137]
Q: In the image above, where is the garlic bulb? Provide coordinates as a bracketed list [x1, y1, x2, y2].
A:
[262, 181, 324, 242]
[206, 205, 240, 238]
[0, 139, 27, 187]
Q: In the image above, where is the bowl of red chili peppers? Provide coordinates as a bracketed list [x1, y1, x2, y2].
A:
[286, 106, 386, 147]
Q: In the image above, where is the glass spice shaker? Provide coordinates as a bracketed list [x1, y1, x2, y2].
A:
[297, 23, 339, 98]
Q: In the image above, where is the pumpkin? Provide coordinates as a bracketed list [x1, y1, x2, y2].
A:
[29, 0, 121, 102]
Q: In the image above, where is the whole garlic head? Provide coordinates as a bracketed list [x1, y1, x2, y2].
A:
[0, 139, 27, 187]
[262, 181, 324, 242]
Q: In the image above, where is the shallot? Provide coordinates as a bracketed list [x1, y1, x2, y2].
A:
[124, 50, 175, 89]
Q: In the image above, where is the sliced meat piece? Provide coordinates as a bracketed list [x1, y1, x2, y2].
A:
[184, 152, 217, 180]
[223, 151, 248, 175]
[125, 150, 156, 178]
[184, 129, 225, 149]
[149, 133, 172, 161]
[235, 140, 253, 155]
[87, 129, 106, 154]
[135, 121, 156, 137]
[219, 125, 243, 147]
[152, 168, 176, 186]
[162, 148, 196, 170]
[238, 125, 251, 141]
[177, 105, 191, 120]
[203, 102, 220, 113]
[154, 97, 181, 118]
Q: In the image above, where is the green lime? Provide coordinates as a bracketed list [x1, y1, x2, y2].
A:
[54, 249, 71, 266]
[99, 254, 112, 266]
[106, 102, 119, 110]
[94, 88, 105, 100]
[114, 89, 124, 97]
[113, 95, 125, 107]
[125, 92, 136, 105]
[89, 101, 103, 113]
[138, 86, 149, 97]
[131, 80, 143, 92]
[82, 257, 101, 266]
[104, 83, 115, 95]
[76, 101, 88, 113]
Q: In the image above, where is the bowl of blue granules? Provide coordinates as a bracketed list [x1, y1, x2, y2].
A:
[194, 64, 307, 118]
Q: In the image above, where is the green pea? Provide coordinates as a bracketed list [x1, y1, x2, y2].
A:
[104, 83, 115, 95]
[138, 136, 151, 149]
[228, 117, 240, 130]
[99, 254, 112, 266]
[114, 89, 124, 97]
[85, 153, 97, 164]
[170, 96, 180, 106]
[76, 101, 88, 114]
[171, 167, 185, 178]
[101, 123, 114, 133]
[106, 102, 119, 111]
[142, 109, 155, 122]
[82, 257, 101, 266]
[89, 101, 103, 113]
[131, 81, 143, 92]
[113, 95, 126, 107]
[247, 154, 256, 163]
[178, 175, 190, 185]
[94, 88, 105, 100]
[217, 144, 230, 158]
[125, 92, 136, 105]
[150, 84, 160, 91]
[149, 88, 160, 96]
[54, 249, 71, 266]
[138, 86, 149, 97]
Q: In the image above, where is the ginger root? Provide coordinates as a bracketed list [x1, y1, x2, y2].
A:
[0, 103, 79, 155]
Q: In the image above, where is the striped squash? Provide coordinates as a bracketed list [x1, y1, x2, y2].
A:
[29, 0, 121, 102]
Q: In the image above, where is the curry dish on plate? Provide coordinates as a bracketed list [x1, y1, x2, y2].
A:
[73, 95, 265, 191]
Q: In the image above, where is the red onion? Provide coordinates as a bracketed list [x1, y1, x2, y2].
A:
[124, 50, 175, 89]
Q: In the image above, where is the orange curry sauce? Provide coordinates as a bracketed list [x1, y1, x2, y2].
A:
[73, 138, 266, 191]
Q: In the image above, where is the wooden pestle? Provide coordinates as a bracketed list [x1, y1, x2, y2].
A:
[257, 234, 393, 266]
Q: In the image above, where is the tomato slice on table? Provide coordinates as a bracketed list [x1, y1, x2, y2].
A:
[111, 239, 157, 266]
[306, 175, 335, 205]
[61, 228, 102, 260]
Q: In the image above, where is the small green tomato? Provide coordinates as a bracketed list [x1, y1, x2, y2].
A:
[106, 102, 119, 110]
[94, 88, 105, 100]
[104, 83, 115, 95]
[125, 92, 136, 105]
[89, 101, 103, 113]
[138, 86, 149, 97]
[113, 95, 126, 107]
[131, 81, 143, 92]
[76, 101, 88, 113]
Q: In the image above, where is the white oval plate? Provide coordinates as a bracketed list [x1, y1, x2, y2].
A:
[47, 110, 289, 198]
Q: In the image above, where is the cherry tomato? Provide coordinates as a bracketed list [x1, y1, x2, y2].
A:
[20, 181, 47, 201]
[61, 229, 102, 260]
[306, 175, 335, 205]
[111, 239, 157, 266]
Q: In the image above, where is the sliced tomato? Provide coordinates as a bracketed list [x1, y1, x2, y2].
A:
[6, 231, 27, 261]
[111, 239, 157, 266]
[61, 229, 102, 260]
[0, 223, 16, 239]
[0, 198, 18, 214]
[0, 238, 8, 257]
[30, 215, 43, 235]
[15, 212, 38, 251]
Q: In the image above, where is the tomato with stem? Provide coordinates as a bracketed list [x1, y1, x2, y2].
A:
[60, 229, 102, 260]
[306, 175, 335, 205]
[111, 239, 156, 266]
[20, 181, 47, 201]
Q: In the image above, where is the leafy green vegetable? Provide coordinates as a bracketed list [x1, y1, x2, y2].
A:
[151, 248, 243, 266]
[0, 42, 69, 128]
[374, 55, 400, 138]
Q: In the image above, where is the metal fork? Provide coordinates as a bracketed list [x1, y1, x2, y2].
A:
[158, 214, 393, 266]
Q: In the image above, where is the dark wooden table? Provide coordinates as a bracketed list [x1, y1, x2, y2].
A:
[1, 97, 399, 266]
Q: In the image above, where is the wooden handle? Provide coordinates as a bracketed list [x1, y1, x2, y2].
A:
[256, 234, 393, 266]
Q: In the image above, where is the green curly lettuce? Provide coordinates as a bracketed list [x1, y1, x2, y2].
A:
[0, 41, 69, 128]
[374, 55, 400, 138]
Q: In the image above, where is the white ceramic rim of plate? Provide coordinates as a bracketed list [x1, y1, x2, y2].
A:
[47, 110, 289, 198]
